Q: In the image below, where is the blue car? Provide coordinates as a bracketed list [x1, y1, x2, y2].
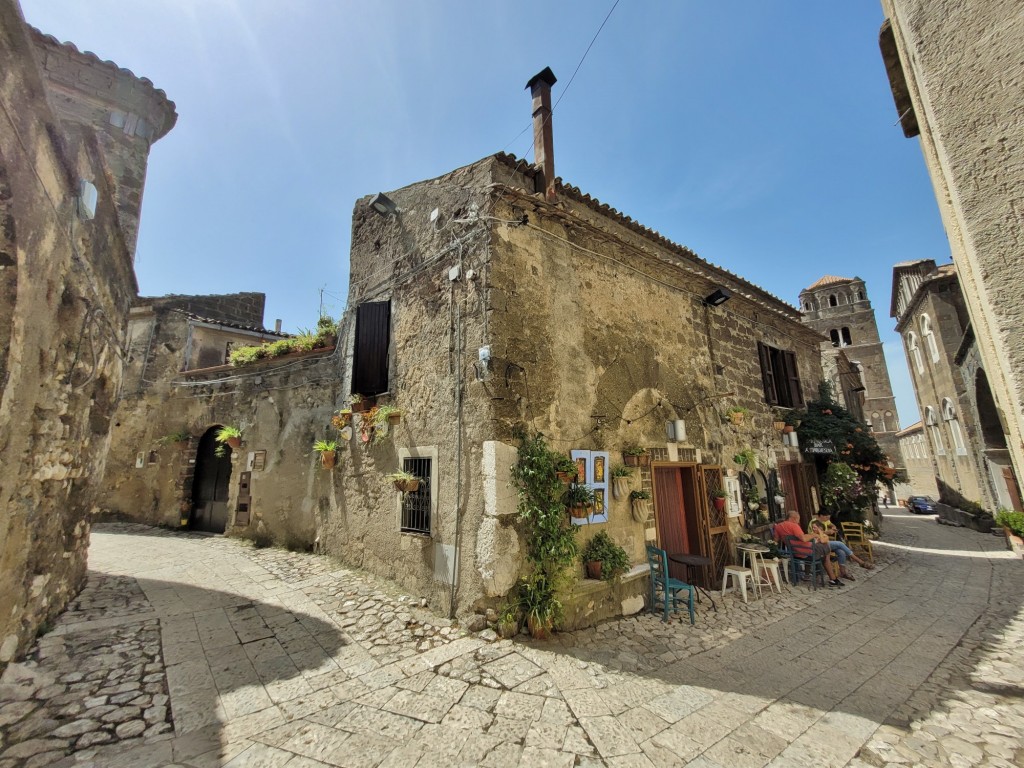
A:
[906, 495, 936, 514]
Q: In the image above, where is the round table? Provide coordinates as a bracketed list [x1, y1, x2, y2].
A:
[735, 543, 771, 598]
[667, 553, 717, 611]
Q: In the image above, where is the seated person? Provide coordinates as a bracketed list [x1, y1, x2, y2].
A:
[809, 510, 874, 580]
[775, 511, 844, 587]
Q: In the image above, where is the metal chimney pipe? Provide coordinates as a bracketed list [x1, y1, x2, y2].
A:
[525, 67, 557, 200]
[274, 319, 282, 333]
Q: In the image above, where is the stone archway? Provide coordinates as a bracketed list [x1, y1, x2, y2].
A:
[190, 426, 232, 532]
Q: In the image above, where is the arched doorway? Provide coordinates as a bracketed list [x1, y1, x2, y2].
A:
[191, 426, 232, 532]
[975, 370, 1023, 511]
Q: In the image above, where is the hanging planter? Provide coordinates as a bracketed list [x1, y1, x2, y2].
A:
[215, 426, 242, 456]
[564, 483, 595, 517]
[726, 406, 749, 426]
[554, 453, 577, 484]
[772, 420, 787, 433]
[783, 425, 795, 434]
[331, 409, 353, 429]
[349, 394, 372, 413]
[630, 490, 653, 523]
[612, 476, 631, 500]
[622, 445, 647, 467]
[712, 490, 727, 512]
[313, 440, 339, 470]
[387, 471, 421, 493]
[372, 405, 403, 430]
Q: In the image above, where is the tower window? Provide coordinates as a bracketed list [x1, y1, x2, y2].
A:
[841, 327, 852, 346]
[829, 294, 838, 307]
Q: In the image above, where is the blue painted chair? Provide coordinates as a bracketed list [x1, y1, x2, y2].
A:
[645, 545, 695, 624]
[783, 535, 826, 590]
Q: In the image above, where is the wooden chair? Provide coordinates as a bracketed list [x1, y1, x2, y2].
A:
[645, 545, 695, 624]
[840, 521, 875, 564]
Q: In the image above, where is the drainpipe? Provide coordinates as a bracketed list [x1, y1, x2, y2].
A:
[449, 301, 464, 619]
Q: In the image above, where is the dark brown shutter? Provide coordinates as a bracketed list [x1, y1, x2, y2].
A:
[758, 342, 778, 405]
[783, 350, 804, 407]
[352, 301, 391, 396]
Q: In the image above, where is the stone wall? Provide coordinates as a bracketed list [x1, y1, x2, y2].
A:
[880, 0, 1024, 491]
[0, 1, 173, 668]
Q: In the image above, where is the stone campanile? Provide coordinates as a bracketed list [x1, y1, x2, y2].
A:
[799, 276, 904, 469]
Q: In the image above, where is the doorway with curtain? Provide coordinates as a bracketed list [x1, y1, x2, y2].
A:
[652, 463, 728, 587]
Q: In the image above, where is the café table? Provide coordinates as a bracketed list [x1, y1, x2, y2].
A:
[667, 552, 717, 612]
[735, 543, 772, 598]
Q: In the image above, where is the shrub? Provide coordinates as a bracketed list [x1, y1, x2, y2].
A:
[580, 531, 630, 581]
[995, 509, 1024, 538]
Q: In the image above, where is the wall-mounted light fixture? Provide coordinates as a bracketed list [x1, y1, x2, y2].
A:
[703, 287, 732, 307]
[369, 192, 399, 217]
[77, 180, 97, 220]
[665, 419, 687, 443]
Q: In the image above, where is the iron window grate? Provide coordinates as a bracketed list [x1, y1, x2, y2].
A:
[401, 457, 431, 534]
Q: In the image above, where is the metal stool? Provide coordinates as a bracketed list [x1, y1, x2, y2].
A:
[759, 559, 785, 594]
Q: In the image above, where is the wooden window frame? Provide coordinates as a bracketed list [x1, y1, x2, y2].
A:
[758, 342, 804, 408]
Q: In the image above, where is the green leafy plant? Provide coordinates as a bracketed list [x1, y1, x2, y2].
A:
[313, 439, 338, 454]
[216, 426, 241, 442]
[553, 453, 577, 477]
[580, 530, 631, 582]
[228, 344, 269, 366]
[711, 488, 727, 499]
[387, 469, 418, 483]
[727, 406, 750, 417]
[509, 430, 579, 638]
[732, 448, 757, 470]
[629, 489, 651, 502]
[564, 483, 595, 509]
[496, 600, 521, 639]
[622, 444, 645, 457]
[372, 404, 402, 426]
[995, 509, 1024, 538]
[157, 430, 190, 446]
[611, 464, 633, 478]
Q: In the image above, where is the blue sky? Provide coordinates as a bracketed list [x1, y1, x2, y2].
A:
[21, 1, 950, 429]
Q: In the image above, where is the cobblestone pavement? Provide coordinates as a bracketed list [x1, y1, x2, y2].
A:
[0, 509, 1021, 767]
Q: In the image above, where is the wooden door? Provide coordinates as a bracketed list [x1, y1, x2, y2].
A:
[1003, 466, 1023, 512]
[653, 466, 690, 582]
[191, 427, 232, 533]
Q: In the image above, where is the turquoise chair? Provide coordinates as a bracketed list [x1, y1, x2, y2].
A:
[645, 545, 695, 624]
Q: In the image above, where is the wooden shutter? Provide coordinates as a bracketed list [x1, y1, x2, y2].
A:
[352, 301, 391, 396]
[782, 350, 804, 407]
[758, 342, 778, 405]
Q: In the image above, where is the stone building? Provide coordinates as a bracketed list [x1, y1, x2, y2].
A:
[798, 275, 903, 472]
[894, 421, 938, 501]
[878, 1, 1024, 492]
[101, 70, 826, 627]
[891, 259, 1022, 512]
[0, 1, 174, 666]
[100, 293, 290, 531]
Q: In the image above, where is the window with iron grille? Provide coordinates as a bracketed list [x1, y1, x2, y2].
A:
[400, 456, 432, 534]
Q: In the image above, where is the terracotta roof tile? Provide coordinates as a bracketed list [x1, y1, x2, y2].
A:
[806, 275, 853, 290]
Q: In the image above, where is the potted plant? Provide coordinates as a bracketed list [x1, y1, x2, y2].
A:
[313, 439, 339, 469]
[774, 487, 786, 507]
[745, 485, 762, 511]
[622, 444, 648, 467]
[214, 426, 242, 456]
[350, 393, 372, 413]
[554, 453, 577, 484]
[611, 465, 632, 500]
[519, 573, 559, 640]
[733, 448, 758, 472]
[331, 409, 353, 429]
[387, 470, 421, 493]
[564, 483, 595, 515]
[495, 602, 520, 640]
[711, 488, 728, 512]
[580, 530, 631, 581]
[157, 430, 191, 448]
[630, 489, 653, 523]
[372, 404, 403, 428]
[772, 419, 787, 433]
[726, 406, 749, 425]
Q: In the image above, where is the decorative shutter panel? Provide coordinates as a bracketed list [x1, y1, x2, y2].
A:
[783, 351, 804, 407]
[758, 342, 778, 405]
[352, 301, 391, 396]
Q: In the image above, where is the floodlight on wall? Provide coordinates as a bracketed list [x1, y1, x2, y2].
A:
[703, 287, 732, 307]
[369, 192, 399, 217]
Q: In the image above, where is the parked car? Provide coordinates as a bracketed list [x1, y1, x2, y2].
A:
[906, 495, 937, 514]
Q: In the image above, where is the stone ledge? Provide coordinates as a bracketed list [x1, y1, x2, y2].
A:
[557, 564, 650, 632]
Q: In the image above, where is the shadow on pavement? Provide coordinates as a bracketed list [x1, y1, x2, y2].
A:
[0, 573, 349, 768]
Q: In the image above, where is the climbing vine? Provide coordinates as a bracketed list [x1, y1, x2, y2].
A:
[509, 430, 579, 637]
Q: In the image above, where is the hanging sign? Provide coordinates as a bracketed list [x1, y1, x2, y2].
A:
[802, 439, 835, 455]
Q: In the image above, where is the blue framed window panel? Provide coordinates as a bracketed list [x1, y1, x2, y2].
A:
[569, 450, 609, 525]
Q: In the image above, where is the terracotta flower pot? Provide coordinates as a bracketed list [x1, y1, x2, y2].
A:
[783, 425, 795, 434]
[729, 412, 744, 425]
[388, 413, 402, 426]
[320, 451, 336, 469]
[226, 436, 241, 450]
[713, 496, 727, 512]
[570, 503, 592, 517]
[556, 471, 576, 484]
[394, 479, 421, 493]
[623, 454, 640, 467]
[638, 454, 651, 468]
[351, 397, 372, 413]
[526, 613, 552, 640]
[585, 561, 602, 580]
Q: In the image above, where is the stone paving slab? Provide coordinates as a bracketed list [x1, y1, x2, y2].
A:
[0, 512, 1022, 767]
